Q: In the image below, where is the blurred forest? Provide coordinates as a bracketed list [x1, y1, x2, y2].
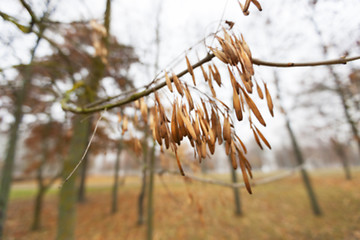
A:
[0, 0, 360, 240]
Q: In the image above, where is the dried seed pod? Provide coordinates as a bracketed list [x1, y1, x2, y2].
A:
[200, 65, 209, 82]
[185, 55, 196, 86]
[240, 86, 266, 126]
[212, 64, 222, 87]
[180, 108, 197, 141]
[207, 73, 216, 97]
[193, 115, 201, 137]
[264, 82, 274, 117]
[164, 132, 170, 149]
[210, 47, 230, 64]
[240, 34, 252, 59]
[238, 150, 252, 194]
[208, 140, 215, 155]
[122, 115, 128, 135]
[233, 88, 243, 121]
[201, 99, 210, 123]
[171, 104, 180, 144]
[140, 98, 148, 123]
[251, 127, 263, 150]
[254, 125, 271, 149]
[235, 134, 247, 154]
[201, 139, 207, 159]
[228, 66, 239, 94]
[172, 73, 184, 96]
[230, 141, 237, 169]
[165, 71, 173, 92]
[251, 0, 262, 11]
[223, 116, 231, 143]
[184, 83, 194, 111]
[255, 80, 264, 99]
[225, 140, 231, 155]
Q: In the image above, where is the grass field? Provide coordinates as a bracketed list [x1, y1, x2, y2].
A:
[4, 168, 360, 240]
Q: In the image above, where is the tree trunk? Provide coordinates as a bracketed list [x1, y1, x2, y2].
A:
[31, 188, 45, 231]
[111, 141, 123, 214]
[229, 157, 242, 216]
[137, 128, 149, 225]
[31, 120, 52, 231]
[331, 140, 352, 180]
[0, 34, 43, 238]
[275, 72, 322, 216]
[78, 116, 93, 203]
[146, 142, 156, 240]
[56, 115, 91, 240]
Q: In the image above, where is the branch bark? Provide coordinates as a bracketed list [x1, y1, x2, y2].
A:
[61, 54, 360, 114]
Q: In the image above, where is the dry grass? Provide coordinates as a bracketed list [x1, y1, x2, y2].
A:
[4, 169, 360, 240]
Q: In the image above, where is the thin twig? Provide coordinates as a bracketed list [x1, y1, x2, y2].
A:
[59, 111, 104, 188]
[158, 164, 304, 189]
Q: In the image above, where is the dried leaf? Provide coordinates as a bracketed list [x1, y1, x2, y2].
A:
[122, 116, 128, 135]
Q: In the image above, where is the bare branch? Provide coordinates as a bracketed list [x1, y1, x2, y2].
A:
[158, 164, 304, 189]
[61, 53, 360, 114]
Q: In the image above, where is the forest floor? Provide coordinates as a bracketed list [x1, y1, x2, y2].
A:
[4, 168, 360, 240]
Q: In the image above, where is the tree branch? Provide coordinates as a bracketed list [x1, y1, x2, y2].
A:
[252, 55, 360, 68]
[158, 164, 304, 189]
[61, 53, 360, 114]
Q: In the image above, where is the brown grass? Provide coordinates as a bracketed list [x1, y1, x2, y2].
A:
[5, 169, 360, 240]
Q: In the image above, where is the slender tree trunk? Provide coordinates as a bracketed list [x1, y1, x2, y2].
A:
[111, 141, 123, 214]
[137, 128, 149, 225]
[31, 188, 46, 231]
[146, 142, 156, 240]
[229, 157, 242, 216]
[329, 66, 360, 160]
[78, 117, 93, 203]
[56, 115, 91, 240]
[31, 120, 52, 231]
[331, 140, 352, 180]
[0, 34, 43, 238]
[275, 72, 322, 216]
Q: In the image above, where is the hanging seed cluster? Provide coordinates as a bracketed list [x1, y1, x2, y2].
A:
[127, 29, 273, 194]
[238, 0, 262, 16]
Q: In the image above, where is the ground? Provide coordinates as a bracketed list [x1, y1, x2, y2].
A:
[4, 168, 360, 240]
